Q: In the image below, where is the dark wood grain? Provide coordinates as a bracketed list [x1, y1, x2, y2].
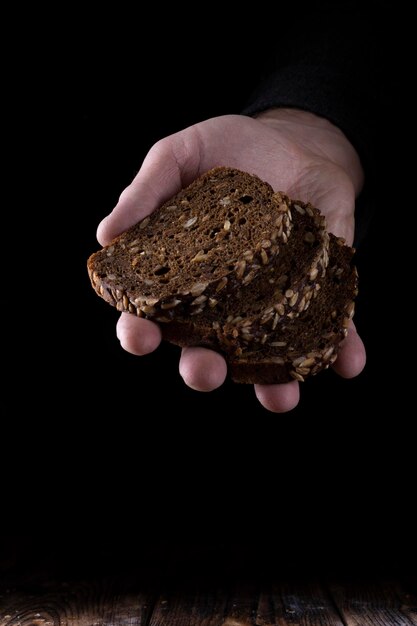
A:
[329, 581, 417, 626]
[0, 580, 154, 626]
[2, 577, 417, 625]
[257, 581, 344, 626]
[148, 582, 344, 626]
[147, 586, 257, 626]
[396, 582, 417, 625]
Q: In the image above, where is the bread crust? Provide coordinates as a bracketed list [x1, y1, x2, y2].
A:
[88, 167, 292, 320]
[88, 168, 358, 384]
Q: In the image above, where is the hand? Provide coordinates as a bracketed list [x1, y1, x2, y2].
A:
[97, 110, 366, 412]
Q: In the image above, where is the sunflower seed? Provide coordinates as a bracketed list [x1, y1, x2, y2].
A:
[191, 295, 208, 306]
[236, 260, 246, 279]
[190, 282, 209, 296]
[161, 299, 181, 310]
[216, 277, 228, 292]
[294, 204, 305, 214]
[139, 216, 151, 229]
[242, 250, 254, 262]
[300, 357, 316, 368]
[141, 305, 156, 315]
[184, 216, 198, 229]
[289, 293, 298, 307]
[309, 267, 319, 281]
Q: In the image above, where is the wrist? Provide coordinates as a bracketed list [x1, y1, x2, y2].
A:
[254, 108, 364, 195]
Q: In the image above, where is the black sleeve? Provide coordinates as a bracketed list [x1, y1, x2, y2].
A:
[241, 2, 381, 246]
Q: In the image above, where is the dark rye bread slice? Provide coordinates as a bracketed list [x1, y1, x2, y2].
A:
[162, 195, 329, 353]
[220, 194, 329, 348]
[162, 235, 357, 384]
[88, 167, 292, 320]
[230, 235, 357, 383]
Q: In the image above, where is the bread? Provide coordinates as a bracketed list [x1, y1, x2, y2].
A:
[88, 167, 358, 385]
[88, 167, 292, 321]
[229, 235, 357, 383]
[162, 235, 357, 384]
[213, 194, 329, 350]
[163, 193, 330, 353]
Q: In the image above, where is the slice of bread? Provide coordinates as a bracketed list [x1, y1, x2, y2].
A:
[88, 167, 292, 321]
[229, 235, 357, 383]
[162, 195, 330, 353]
[163, 236, 357, 384]
[218, 194, 330, 349]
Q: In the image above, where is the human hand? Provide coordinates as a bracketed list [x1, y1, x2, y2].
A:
[97, 110, 366, 412]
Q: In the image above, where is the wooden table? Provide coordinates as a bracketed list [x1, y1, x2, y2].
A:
[1, 576, 416, 625]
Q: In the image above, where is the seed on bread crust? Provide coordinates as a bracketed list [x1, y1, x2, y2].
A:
[141, 305, 156, 315]
[216, 277, 228, 292]
[290, 371, 305, 382]
[88, 167, 293, 320]
[89, 171, 357, 386]
[190, 282, 209, 297]
[191, 295, 208, 306]
[161, 299, 182, 310]
[236, 260, 246, 279]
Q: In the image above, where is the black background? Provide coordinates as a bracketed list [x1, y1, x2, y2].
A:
[2, 4, 413, 581]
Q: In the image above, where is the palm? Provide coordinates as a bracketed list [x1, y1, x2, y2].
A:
[186, 114, 358, 244]
[97, 113, 366, 412]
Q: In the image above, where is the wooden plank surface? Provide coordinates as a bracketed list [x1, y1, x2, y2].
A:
[0, 580, 154, 626]
[329, 581, 417, 626]
[257, 581, 344, 625]
[147, 585, 258, 626]
[396, 582, 417, 626]
[1, 578, 417, 625]
[147, 589, 229, 626]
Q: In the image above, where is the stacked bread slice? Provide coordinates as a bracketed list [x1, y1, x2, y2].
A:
[88, 167, 357, 384]
[88, 168, 292, 320]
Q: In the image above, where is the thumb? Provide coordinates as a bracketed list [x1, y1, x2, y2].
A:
[97, 129, 202, 245]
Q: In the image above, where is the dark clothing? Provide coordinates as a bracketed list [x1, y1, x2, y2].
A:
[243, 4, 379, 160]
[240, 3, 385, 245]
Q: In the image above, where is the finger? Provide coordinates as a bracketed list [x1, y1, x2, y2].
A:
[254, 381, 300, 413]
[116, 312, 162, 356]
[179, 347, 227, 392]
[331, 320, 366, 378]
[97, 130, 201, 245]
